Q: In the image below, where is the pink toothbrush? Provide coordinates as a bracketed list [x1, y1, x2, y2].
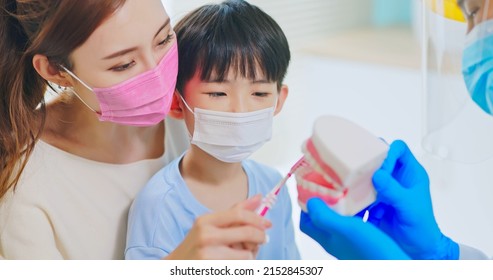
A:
[256, 156, 309, 217]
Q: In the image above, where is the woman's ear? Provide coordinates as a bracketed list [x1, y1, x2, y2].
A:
[274, 85, 289, 116]
[32, 54, 74, 87]
[168, 90, 185, 119]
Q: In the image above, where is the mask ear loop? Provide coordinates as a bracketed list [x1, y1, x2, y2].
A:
[175, 91, 195, 140]
[176, 91, 195, 114]
[273, 95, 279, 115]
[59, 65, 99, 114]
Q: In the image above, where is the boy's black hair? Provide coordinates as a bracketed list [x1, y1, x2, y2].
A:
[174, 0, 290, 94]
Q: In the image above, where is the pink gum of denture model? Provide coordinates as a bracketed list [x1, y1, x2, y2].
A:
[296, 115, 389, 216]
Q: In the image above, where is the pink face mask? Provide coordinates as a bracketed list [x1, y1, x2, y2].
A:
[62, 40, 178, 126]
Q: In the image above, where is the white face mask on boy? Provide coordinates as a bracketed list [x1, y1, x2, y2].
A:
[179, 94, 275, 163]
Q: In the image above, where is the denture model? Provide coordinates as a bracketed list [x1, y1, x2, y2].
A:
[295, 115, 389, 216]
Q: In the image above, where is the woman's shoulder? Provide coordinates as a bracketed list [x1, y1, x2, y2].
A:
[0, 141, 52, 234]
[3, 140, 58, 200]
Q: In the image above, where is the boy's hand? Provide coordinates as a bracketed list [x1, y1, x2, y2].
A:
[230, 194, 266, 258]
[166, 194, 271, 260]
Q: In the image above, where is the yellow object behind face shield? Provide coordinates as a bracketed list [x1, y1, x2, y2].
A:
[427, 0, 466, 22]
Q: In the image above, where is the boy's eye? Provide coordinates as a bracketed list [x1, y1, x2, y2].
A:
[206, 92, 227, 97]
[110, 61, 136, 72]
[253, 92, 270, 97]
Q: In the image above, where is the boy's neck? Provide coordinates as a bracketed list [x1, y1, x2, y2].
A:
[179, 145, 248, 211]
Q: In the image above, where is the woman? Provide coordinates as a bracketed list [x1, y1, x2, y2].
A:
[0, 0, 269, 259]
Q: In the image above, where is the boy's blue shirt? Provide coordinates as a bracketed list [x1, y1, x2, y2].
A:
[125, 152, 300, 260]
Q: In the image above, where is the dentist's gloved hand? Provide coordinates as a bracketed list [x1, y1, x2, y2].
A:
[300, 198, 410, 260]
[368, 140, 459, 260]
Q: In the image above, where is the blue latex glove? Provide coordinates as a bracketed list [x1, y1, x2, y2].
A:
[368, 140, 459, 260]
[300, 198, 410, 260]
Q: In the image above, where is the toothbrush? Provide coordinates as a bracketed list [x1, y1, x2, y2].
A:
[256, 156, 309, 217]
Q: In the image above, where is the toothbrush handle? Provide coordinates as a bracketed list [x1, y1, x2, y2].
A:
[257, 205, 270, 217]
[256, 175, 289, 216]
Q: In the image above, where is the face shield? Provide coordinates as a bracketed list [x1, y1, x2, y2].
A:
[423, 0, 493, 163]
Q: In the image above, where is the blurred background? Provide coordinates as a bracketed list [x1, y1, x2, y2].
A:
[161, 0, 493, 259]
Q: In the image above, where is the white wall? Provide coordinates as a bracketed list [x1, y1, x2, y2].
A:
[161, 0, 372, 50]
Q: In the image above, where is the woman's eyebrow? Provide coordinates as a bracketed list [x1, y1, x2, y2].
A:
[102, 18, 171, 60]
[103, 47, 138, 60]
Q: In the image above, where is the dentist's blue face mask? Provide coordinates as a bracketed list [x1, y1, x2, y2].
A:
[462, 19, 493, 115]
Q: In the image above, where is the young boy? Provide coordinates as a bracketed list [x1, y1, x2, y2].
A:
[125, 0, 299, 260]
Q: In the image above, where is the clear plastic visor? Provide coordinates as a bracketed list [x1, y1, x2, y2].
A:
[422, 0, 493, 163]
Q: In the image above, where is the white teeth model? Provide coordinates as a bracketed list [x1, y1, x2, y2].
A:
[301, 145, 343, 191]
[296, 115, 389, 216]
[317, 185, 331, 196]
[296, 173, 340, 196]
